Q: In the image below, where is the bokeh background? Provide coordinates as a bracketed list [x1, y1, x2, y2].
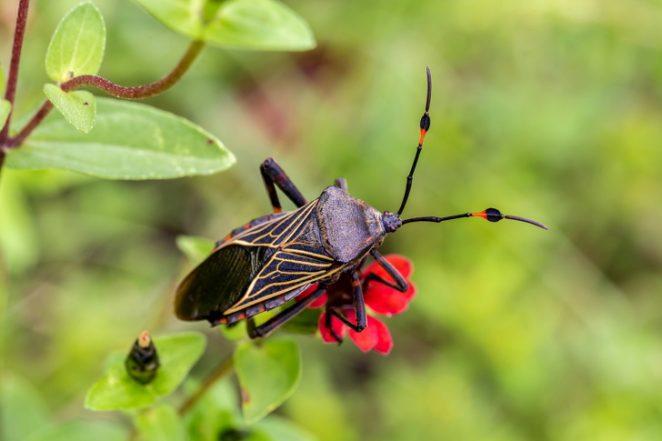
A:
[2, 0, 661, 439]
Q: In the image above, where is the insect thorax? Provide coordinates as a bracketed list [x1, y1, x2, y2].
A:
[316, 186, 385, 263]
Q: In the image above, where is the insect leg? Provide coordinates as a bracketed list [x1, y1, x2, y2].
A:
[367, 250, 408, 292]
[324, 307, 344, 344]
[246, 286, 325, 339]
[334, 178, 348, 192]
[260, 158, 307, 212]
[329, 271, 367, 332]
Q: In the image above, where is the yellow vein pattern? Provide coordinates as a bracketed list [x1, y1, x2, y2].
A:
[222, 199, 340, 314]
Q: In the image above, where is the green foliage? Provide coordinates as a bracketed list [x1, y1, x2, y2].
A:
[135, 405, 187, 441]
[25, 422, 126, 441]
[281, 309, 319, 335]
[43, 84, 96, 133]
[0, 375, 51, 441]
[203, 0, 316, 51]
[45, 2, 106, 83]
[254, 417, 316, 441]
[234, 339, 301, 424]
[85, 332, 206, 411]
[133, 0, 315, 51]
[6, 99, 235, 179]
[176, 235, 215, 265]
[183, 379, 316, 441]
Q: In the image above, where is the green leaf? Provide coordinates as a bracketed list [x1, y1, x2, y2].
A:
[135, 405, 187, 441]
[176, 235, 215, 265]
[133, 0, 315, 51]
[0, 375, 51, 441]
[0, 99, 11, 130]
[234, 338, 301, 424]
[281, 308, 320, 335]
[184, 380, 238, 441]
[6, 98, 235, 180]
[131, 0, 203, 39]
[43, 84, 96, 133]
[220, 320, 247, 342]
[26, 421, 126, 441]
[85, 332, 206, 411]
[45, 2, 106, 83]
[204, 0, 316, 51]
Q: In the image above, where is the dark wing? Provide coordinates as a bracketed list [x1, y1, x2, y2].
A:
[175, 199, 342, 322]
[174, 244, 272, 321]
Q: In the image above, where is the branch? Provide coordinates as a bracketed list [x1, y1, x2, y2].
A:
[0, 0, 31, 143]
[5, 40, 204, 148]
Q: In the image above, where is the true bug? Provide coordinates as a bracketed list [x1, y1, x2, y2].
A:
[175, 68, 547, 340]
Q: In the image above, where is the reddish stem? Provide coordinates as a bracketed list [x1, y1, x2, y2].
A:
[5, 40, 204, 148]
[0, 0, 31, 145]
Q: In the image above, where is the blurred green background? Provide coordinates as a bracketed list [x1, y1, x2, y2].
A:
[2, 0, 661, 439]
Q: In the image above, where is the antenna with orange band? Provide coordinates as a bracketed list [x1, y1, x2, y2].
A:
[397, 66, 432, 216]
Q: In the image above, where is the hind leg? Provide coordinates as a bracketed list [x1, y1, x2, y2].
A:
[260, 158, 307, 212]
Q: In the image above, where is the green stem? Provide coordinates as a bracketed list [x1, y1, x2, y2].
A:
[178, 354, 234, 415]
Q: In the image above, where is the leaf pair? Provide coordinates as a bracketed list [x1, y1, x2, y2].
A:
[44, 2, 104, 133]
[135, 0, 315, 51]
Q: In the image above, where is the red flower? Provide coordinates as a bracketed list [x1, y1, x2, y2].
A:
[298, 254, 416, 355]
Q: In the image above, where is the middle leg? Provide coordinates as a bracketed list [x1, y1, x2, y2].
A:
[327, 271, 367, 332]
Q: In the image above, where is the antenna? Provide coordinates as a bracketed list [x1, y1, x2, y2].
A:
[397, 67, 432, 216]
[402, 208, 548, 230]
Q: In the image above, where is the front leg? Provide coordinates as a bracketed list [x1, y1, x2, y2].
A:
[368, 250, 408, 292]
[260, 158, 307, 212]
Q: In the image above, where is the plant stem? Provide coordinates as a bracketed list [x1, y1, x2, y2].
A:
[5, 40, 205, 148]
[178, 355, 234, 415]
[0, 0, 31, 144]
[66, 40, 205, 99]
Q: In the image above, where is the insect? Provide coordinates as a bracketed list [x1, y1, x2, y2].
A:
[175, 67, 547, 341]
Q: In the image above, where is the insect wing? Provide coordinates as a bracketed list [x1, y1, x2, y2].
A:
[175, 244, 271, 321]
[222, 248, 341, 314]
[222, 200, 343, 314]
[176, 200, 341, 321]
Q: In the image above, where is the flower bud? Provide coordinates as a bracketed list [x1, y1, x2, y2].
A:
[125, 330, 160, 384]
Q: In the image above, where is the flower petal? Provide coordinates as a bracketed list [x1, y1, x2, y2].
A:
[371, 317, 394, 355]
[348, 314, 380, 352]
[318, 312, 346, 343]
[364, 282, 416, 316]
